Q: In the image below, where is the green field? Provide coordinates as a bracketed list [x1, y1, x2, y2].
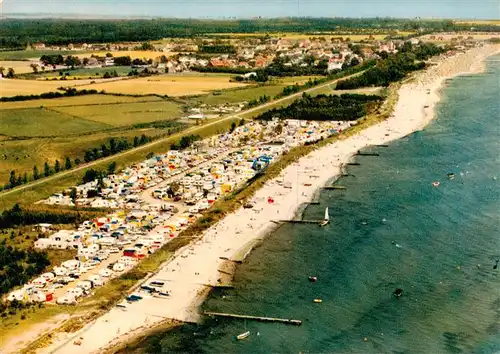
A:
[22, 66, 133, 79]
[51, 100, 182, 126]
[0, 94, 163, 110]
[0, 50, 89, 60]
[0, 108, 111, 137]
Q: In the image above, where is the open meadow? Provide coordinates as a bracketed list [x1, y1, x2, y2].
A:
[0, 78, 95, 96]
[78, 73, 249, 96]
[0, 94, 186, 184]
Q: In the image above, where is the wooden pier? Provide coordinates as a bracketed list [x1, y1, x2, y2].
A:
[204, 311, 302, 326]
[322, 185, 346, 190]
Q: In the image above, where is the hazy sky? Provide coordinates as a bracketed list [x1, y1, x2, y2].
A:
[2, 0, 499, 19]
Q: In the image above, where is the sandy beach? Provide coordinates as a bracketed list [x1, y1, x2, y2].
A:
[33, 44, 500, 354]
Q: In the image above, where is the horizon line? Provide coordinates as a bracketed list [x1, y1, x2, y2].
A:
[1, 13, 498, 21]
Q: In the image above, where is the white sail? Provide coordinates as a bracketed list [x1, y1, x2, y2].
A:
[324, 207, 329, 221]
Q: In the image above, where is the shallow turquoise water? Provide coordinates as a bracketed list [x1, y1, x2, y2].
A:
[132, 56, 500, 354]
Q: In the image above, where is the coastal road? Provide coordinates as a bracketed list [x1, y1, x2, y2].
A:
[0, 71, 363, 201]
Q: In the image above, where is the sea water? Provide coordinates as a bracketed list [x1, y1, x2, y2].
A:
[127, 56, 500, 354]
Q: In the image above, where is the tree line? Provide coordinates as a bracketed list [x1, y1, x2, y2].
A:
[0, 88, 99, 103]
[256, 93, 382, 122]
[336, 42, 444, 89]
[0, 18, 496, 48]
[0, 203, 105, 229]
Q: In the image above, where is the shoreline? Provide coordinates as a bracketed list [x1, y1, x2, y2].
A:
[30, 44, 500, 354]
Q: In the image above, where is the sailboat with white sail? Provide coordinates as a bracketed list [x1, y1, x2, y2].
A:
[320, 207, 329, 226]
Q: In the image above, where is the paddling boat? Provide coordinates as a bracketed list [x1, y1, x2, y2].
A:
[432, 181, 440, 187]
[237, 331, 250, 340]
[308, 276, 317, 282]
[313, 298, 323, 303]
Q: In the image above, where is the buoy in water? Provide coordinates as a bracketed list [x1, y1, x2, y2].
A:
[393, 288, 403, 298]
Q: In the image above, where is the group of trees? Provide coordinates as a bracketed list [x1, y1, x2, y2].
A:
[2, 156, 73, 191]
[0, 203, 104, 229]
[170, 134, 201, 150]
[0, 66, 15, 78]
[102, 70, 120, 79]
[247, 94, 270, 108]
[0, 243, 50, 296]
[83, 135, 151, 163]
[256, 92, 383, 122]
[199, 44, 236, 54]
[336, 43, 444, 90]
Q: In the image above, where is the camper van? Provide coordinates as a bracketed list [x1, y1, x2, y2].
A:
[57, 295, 76, 305]
[66, 287, 84, 299]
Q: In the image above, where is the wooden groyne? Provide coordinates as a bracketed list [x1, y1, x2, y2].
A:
[278, 219, 323, 224]
[322, 185, 346, 190]
[376, 144, 389, 147]
[346, 162, 361, 166]
[204, 311, 302, 326]
[356, 152, 380, 156]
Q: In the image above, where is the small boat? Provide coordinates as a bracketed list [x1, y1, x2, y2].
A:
[237, 331, 250, 340]
[319, 207, 329, 226]
[308, 276, 317, 282]
[313, 298, 322, 303]
[393, 288, 403, 298]
[432, 181, 440, 187]
[447, 173, 455, 180]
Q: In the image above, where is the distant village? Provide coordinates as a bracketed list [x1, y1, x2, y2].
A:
[24, 33, 485, 76]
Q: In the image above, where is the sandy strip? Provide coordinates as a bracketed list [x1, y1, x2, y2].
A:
[37, 44, 500, 354]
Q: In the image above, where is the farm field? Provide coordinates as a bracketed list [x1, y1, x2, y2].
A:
[0, 108, 111, 137]
[51, 100, 182, 126]
[0, 60, 40, 74]
[209, 32, 413, 40]
[78, 73, 248, 96]
[22, 66, 133, 79]
[0, 78, 95, 96]
[454, 20, 500, 26]
[0, 94, 162, 109]
[418, 32, 500, 42]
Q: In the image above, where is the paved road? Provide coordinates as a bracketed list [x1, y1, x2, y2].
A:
[0, 72, 362, 199]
